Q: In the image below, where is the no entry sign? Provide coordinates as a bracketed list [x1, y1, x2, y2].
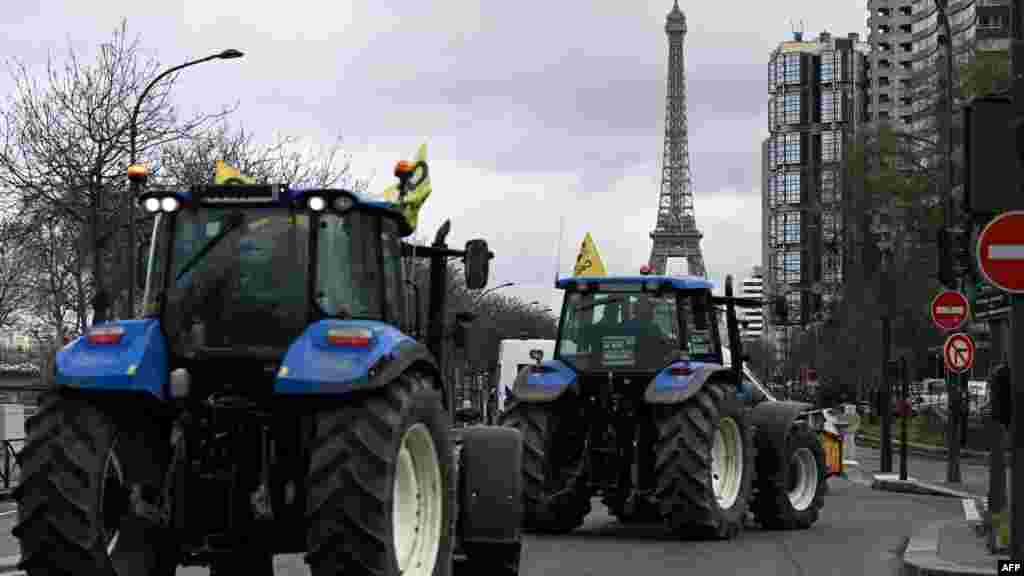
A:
[977, 210, 1024, 294]
[943, 332, 975, 374]
[931, 290, 969, 331]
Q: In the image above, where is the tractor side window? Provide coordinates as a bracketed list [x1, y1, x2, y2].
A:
[317, 212, 382, 319]
[680, 292, 714, 360]
[381, 218, 404, 325]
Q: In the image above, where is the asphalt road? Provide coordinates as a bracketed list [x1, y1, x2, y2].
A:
[852, 445, 1008, 501]
[0, 473, 966, 576]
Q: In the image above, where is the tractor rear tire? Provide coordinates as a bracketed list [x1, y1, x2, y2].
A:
[752, 424, 826, 530]
[13, 392, 176, 576]
[305, 372, 452, 576]
[500, 401, 590, 534]
[652, 379, 755, 540]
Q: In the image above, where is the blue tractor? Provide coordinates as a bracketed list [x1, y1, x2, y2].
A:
[14, 164, 523, 575]
[500, 272, 827, 538]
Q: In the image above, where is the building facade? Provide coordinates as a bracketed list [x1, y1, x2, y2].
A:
[906, 0, 1012, 138]
[866, 0, 916, 127]
[764, 31, 871, 361]
[740, 267, 765, 342]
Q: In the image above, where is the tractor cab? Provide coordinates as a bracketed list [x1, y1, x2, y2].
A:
[553, 275, 722, 375]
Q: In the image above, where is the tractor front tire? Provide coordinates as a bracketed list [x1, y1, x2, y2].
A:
[500, 401, 590, 534]
[752, 424, 826, 530]
[305, 372, 452, 576]
[13, 392, 176, 576]
[652, 380, 755, 540]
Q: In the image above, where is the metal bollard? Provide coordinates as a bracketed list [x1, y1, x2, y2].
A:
[842, 403, 860, 466]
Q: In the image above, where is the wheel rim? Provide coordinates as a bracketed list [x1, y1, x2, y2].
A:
[100, 442, 127, 555]
[786, 447, 819, 511]
[392, 423, 443, 576]
[711, 416, 743, 510]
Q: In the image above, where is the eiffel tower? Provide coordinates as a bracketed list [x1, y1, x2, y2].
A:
[648, 0, 706, 278]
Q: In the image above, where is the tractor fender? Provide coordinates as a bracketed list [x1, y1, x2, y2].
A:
[643, 361, 733, 404]
[55, 319, 169, 401]
[749, 400, 816, 480]
[274, 319, 437, 396]
[509, 359, 577, 403]
[455, 425, 523, 547]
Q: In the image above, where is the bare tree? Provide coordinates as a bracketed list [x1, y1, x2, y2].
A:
[0, 215, 34, 330]
[0, 20, 235, 325]
[155, 122, 363, 190]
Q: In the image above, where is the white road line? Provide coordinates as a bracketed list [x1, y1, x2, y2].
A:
[963, 498, 981, 522]
[989, 245, 1024, 260]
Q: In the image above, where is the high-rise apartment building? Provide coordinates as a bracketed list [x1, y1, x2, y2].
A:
[764, 31, 871, 361]
[906, 0, 1012, 137]
[741, 267, 765, 342]
[866, 1, 916, 127]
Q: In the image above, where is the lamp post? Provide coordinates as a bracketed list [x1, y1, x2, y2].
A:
[126, 49, 244, 315]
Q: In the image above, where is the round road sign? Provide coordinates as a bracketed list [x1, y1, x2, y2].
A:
[943, 332, 975, 374]
[930, 290, 969, 331]
[977, 210, 1024, 293]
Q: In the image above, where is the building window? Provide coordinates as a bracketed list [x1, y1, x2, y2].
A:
[784, 172, 801, 204]
[821, 130, 842, 163]
[783, 54, 801, 84]
[823, 251, 841, 284]
[786, 290, 801, 318]
[784, 133, 800, 164]
[820, 169, 838, 203]
[784, 93, 801, 125]
[769, 173, 785, 208]
[783, 211, 801, 243]
[771, 96, 787, 130]
[822, 212, 835, 241]
[820, 90, 839, 123]
[819, 51, 834, 82]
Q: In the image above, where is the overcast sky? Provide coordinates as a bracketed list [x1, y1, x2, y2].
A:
[2, 1, 868, 314]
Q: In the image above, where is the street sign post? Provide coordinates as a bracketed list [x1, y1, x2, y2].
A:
[931, 290, 970, 331]
[943, 333, 976, 374]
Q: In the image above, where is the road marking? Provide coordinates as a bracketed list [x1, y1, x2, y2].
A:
[989, 245, 1024, 260]
[963, 498, 981, 522]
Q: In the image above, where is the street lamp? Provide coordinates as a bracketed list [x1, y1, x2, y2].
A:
[126, 48, 245, 315]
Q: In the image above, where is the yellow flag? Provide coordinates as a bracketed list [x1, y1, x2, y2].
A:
[573, 233, 607, 277]
[380, 143, 431, 231]
[214, 160, 255, 185]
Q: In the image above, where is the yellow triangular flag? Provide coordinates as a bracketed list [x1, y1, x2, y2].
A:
[573, 233, 607, 277]
[380, 143, 431, 231]
[214, 160, 255, 185]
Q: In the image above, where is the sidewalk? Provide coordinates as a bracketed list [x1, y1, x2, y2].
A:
[851, 446, 1010, 574]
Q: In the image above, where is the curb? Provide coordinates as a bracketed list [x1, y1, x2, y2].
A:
[872, 474, 974, 499]
[857, 434, 1008, 463]
[902, 520, 1002, 576]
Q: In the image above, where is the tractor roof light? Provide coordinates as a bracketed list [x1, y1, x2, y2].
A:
[127, 163, 149, 182]
[143, 197, 162, 213]
[160, 196, 180, 213]
[332, 194, 355, 213]
[308, 195, 326, 212]
[326, 326, 372, 347]
[394, 160, 416, 178]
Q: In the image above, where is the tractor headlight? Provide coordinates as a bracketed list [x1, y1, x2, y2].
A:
[160, 196, 180, 213]
[143, 197, 161, 213]
[332, 195, 354, 213]
[308, 195, 326, 211]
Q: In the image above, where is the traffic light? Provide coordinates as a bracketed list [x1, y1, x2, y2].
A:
[991, 363, 1011, 426]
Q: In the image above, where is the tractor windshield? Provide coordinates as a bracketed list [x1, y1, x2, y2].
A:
[160, 206, 311, 354]
[555, 288, 720, 372]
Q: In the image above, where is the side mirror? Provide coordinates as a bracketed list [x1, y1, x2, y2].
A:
[464, 239, 491, 290]
[692, 291, 709, 330]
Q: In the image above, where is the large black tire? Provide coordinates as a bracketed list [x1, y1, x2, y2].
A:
[305, 372, 452, 576]
[499, 401, 590, 534]
[13, 392, 176, 576]
[752, 424, 826, 530]
[652, 379, 755, 540]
